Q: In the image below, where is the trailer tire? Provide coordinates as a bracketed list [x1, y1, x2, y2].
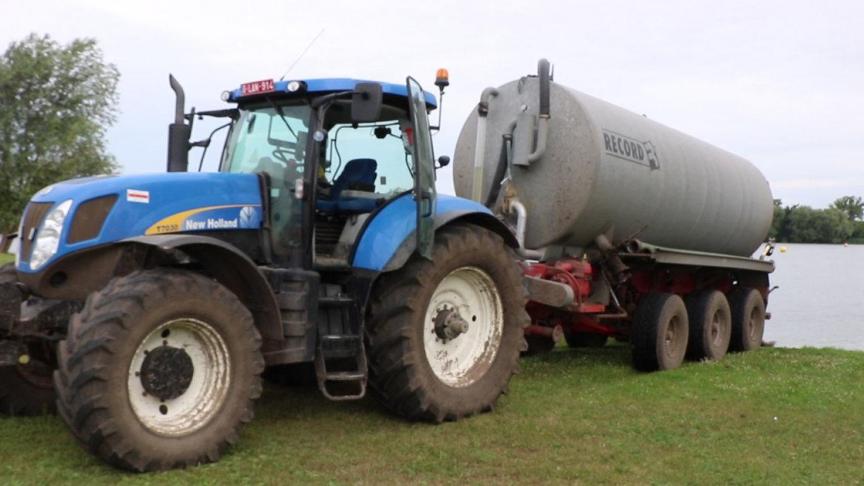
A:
[565, 332, 608, 349]
[366, 225, 528, 422]
[631, 293, 689, 371]
[54, 268, 263, 472]
[728, 288, 765, 352]
[685, 290, 731, 361]
[0, 264, 56, 416]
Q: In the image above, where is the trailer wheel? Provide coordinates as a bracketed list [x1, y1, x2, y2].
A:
[728, 288, 765, 352]
[685, 290, 732, 361]
[54, 269, 263, 472]
[564, 332, 608, 349]
[631, 293, 689, 371]
[0, 264, 56, 416]
[366, 225, 528, 422]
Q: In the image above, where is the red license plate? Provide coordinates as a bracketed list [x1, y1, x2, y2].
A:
[241, 79, 275, 96]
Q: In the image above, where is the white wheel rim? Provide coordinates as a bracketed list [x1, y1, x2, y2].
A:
[423, 266, 503, 388]
[127, 318, 230, 437]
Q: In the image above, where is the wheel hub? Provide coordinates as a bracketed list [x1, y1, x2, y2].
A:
[433, 306, 470, 342]
[140, 346, 194, 401]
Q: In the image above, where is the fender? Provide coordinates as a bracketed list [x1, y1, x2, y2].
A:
[351, 194, 518, 273]
[122, 234, 282, 341]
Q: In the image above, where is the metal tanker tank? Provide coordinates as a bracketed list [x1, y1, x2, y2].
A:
[453, 69, 774, 257]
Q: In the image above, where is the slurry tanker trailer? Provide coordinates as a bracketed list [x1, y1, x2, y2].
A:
[0, 60, 773, 471]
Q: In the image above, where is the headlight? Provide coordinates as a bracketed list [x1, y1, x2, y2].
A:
[30, 199, 72, 270]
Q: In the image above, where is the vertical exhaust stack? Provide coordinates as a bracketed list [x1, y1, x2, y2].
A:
[167, 74, 191, 172]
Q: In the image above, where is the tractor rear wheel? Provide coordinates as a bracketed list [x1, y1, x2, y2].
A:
[366, 225, 528, 422]
[0, 263, 56, 416]
[685, 290, 731, 361]
[728, 288, 766, 352]
[631, 293, 689, 371]
[54, 268, 263, 471]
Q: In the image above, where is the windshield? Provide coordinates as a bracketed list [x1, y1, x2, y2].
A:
[223, 104, 310, 179]
[223, 104, 311, 259]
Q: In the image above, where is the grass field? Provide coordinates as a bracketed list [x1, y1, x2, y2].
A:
[1, 344, 862, 484]
[0, 253, 12, 265]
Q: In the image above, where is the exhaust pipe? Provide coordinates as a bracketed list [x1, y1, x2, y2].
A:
[166, 74, 191, 172]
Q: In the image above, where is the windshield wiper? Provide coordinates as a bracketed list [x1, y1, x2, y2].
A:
[264, 96, 299, 139]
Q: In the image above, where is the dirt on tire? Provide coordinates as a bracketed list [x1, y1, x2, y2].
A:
[631, 292, 689, 371]
[685, 290, 732, 361]
[728, 287, 766, 352]
[365, 225, 529, 423]
[54, 268, 264, 472]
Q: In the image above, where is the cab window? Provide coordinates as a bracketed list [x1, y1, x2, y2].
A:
[323, 120, 414, 198]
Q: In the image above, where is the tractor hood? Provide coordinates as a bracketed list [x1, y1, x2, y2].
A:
[18, 172, 263, 273]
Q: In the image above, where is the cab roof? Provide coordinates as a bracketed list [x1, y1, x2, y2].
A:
[226, 78, 437, 108]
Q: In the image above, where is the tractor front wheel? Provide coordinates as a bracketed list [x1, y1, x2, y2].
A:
[54, 269, 263, 472]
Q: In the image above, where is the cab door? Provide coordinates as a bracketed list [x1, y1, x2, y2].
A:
[406, 77, 437, 259]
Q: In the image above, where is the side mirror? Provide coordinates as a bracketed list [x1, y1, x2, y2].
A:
[351, 82, 383, 123]
[436, 155, 451, 168]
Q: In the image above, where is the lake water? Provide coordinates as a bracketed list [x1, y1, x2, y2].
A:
[763, 243, 864, 350]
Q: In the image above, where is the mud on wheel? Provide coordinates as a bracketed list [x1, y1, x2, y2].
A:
[366, 225, 528, 422]
[631, 292, 689, 372]
[728, 287, 766, 352]
[54, 268, 264, 472]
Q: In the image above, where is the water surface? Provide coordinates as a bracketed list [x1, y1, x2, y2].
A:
[764, 243, 864, 350]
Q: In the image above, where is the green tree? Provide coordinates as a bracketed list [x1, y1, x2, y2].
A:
[769, 198, 786, 240]
[0, 34, 119, 232]
[830, 195, 864, 221]
[784, 205, 853, 243]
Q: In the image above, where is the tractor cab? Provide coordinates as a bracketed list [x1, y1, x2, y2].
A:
[179, 77, 442, 269]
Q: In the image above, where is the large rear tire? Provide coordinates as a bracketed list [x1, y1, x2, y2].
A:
[0, 263, 56, 416]
[54, 269, 264, 472]
[728, 288, 765, 352]
[366, 225, 528, 422]
[631, 293, 689, 371]
[685, 290, 732, 361]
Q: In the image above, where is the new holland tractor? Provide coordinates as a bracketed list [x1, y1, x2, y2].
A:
[0, 70, 528, 471]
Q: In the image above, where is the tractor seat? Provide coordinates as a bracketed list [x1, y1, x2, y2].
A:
[317, 158, 382, 214]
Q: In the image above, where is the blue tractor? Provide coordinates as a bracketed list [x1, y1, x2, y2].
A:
[0, 71, 527, 470]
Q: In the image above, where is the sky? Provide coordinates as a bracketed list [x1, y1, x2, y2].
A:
[2, 0, 862, 208]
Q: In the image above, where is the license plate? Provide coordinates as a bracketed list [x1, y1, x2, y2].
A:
[241, 79, 275, 96]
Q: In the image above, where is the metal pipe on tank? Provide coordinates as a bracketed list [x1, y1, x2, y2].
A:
[471, 88, 498, 202]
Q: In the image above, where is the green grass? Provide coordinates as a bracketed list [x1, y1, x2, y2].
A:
[0, 253, 12, 265]
[1, 346, 863, 484]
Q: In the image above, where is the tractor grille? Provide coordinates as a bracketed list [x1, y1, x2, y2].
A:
[18, 202, 53, 263]
[68, 195, 117, 244]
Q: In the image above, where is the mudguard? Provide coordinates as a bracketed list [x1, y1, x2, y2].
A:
[351, 194, 517, 272]
[122, 234, 282, 341]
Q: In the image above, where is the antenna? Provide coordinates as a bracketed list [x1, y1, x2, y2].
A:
[279, 28, 325, 81]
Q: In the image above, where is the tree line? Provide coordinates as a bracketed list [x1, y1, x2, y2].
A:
[770, 196, 864, 244]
